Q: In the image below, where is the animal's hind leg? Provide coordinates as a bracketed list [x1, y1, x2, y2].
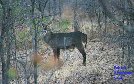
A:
[77, 44, 86, 66]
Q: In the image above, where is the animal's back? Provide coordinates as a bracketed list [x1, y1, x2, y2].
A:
[48, 31, 87, 48]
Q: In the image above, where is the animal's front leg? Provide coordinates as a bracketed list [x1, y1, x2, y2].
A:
[53, 49, 57, 62]
[57, 48, 60, 60]
[53, 48, 60, 63]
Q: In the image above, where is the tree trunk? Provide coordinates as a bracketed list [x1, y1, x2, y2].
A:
[73, 0, 79, 31]
[0, 1, 13, 83]
[31, 0, 38, 84]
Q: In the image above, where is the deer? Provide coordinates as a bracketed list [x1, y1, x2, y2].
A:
[42, 30, 87, 66]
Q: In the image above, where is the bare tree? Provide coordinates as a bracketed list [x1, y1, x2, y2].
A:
[0, 0, 14, 83]
[98, 0, 134, 68]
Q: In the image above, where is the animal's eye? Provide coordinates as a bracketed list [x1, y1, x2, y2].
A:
[42, 30, 47, 34]
[44, 30, 47, 33]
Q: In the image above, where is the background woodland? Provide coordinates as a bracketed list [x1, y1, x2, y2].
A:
[0, 0, 134, 84]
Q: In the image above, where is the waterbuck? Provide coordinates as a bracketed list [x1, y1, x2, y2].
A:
[42, 30, 87, 66]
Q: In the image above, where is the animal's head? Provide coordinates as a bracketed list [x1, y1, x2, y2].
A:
[42, 29, 52, 43]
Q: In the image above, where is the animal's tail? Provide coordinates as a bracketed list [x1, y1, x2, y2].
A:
[82, 33, 87, 48]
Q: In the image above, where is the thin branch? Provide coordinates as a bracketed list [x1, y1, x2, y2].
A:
[44, 0, 49, 8]
[0, 0, 3, 5]
[38, 0, 49, 12]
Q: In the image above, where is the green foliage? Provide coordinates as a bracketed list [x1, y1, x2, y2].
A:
[15, 27, 32, 50]
[16, 29, 30, 42]
[59, 19, 71, 31]
[42, 17, 49, 23]
[7, 67, 17, 80]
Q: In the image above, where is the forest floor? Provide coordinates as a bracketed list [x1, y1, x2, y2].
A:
[36, 41, 134, 84]
[1, 40, 134, 84]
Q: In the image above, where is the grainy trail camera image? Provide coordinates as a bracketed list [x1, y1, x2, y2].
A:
[0, 0, 134, 84]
